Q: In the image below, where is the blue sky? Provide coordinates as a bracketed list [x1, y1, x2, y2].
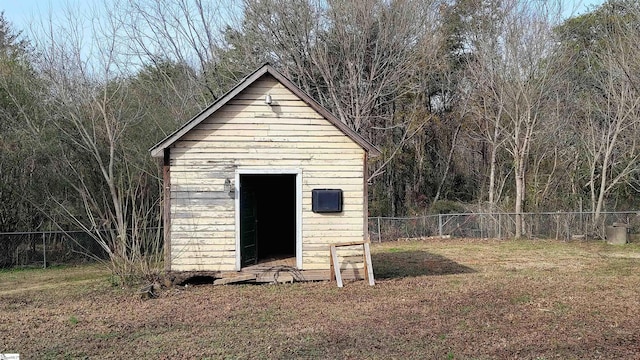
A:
[2, 0, 92, 33]
[2, 0, 607, 36]
[2, 1, 90, 43]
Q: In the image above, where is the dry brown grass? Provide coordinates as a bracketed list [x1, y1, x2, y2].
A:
[2, 239, 640, 359]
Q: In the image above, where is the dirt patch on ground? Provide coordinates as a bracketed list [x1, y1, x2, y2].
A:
[1, 239, 640, 359]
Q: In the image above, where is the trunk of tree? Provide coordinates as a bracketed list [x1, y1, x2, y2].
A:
[488, 130, 499, 206]
[514, 163, 525, 238]
[433, 124, 461, 204]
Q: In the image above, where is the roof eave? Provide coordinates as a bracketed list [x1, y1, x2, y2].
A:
[264, 66, 380, 155]
[149, 65, 272, 158]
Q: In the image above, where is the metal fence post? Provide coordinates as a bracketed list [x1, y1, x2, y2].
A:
[42, 232, 46, 269]
[438, 214, 443, 237]
[377, 217, 382, 243]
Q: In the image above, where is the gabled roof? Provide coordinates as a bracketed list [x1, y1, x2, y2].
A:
[150, 64, 380, 157]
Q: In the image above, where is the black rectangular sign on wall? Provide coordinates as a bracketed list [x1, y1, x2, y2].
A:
[312, 189, 343, 213]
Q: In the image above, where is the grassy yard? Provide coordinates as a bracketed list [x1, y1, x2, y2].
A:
[1, 239, 640, 359]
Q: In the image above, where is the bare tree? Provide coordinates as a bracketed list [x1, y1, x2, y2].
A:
[238, 0, 444, 182]
[25, 3, 166, 283]
[583, 38, 640, 223]
[557, 1, 640, 226]
[464, 0, 566, 237]
[112, 0, 245, 103]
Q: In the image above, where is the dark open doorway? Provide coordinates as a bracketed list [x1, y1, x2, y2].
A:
[239, 174, 296, 268]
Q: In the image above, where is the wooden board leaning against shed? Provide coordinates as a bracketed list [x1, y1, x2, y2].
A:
[150, 63, 380, 284]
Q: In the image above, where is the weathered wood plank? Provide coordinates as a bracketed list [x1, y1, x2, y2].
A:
[302, 206, 364, 216]
[170, 146, 360, 156]
[170, 151, 362, 161]
[172, 210, 234, 219]
[303, 211, 364, 218]
[170, 191, 231, 199]
[330, 245, 343, 287]
[302, 236, 366, 244]
[301, 222, 367, 230]
[304, 257, 366, 267]
[172, 224, 235, 232]
[169, 163, 235, 171]
[172, 248, 235, 256]
[178, 134, 358, 146]
[171, 218, 234, 226]
[239, 87, 297, 95]
[364, 242, 375, 286]
[198, 116, 334, 129]
[171, 198, 234, 206]
[301, 184, 364, 192]
[250, 78, 287, 88]
[330, 241, 365, 247]
[171, 262, 235, 271]
[255, 272, 294, 284]
[303, 249, 363, 257]
[171, 159, 362, 167]
[171, 241, 235, 250]
[171, 204, 233, 212]
[215, 160, 357, 171]
[171, 170, 362, 181]
[294, 269, 365, 281]
[163, 154, 171, 271]
[312, 252, 364, 271]
[171, 236, 234, 243]
[170, 170, 233, 179]
[172, 252, 235, 260]
[195, 122, 270, 131]
[227, 99, 310, 107]
[302, 224, 365, 231]
[181, 133, 353, 144]
[169, 178, 230, 186]
[208, 110, 325, 120]
[213, 274, 256, 285]
[171, 153, 361, 164]
[301, 171, 363, 177]
[172, 231, 234, 239]
[302, 177, 364, 186]
[233, 93, 301, 101]
[171, 261, 235, 270]
[301, 197, 364, 206]
[301, 244, 331, 251]
[303, 230, 364, 237]
[216, 105, 325, 114]
[170, 169, 230, 176]
[179, 134, 358, 143]
[310, 246, 366, 253]
[172, 165, 363, 175]
[171, 146, 364, 156]
[171, 184, 226, 192]
[172, 134, 363, 147]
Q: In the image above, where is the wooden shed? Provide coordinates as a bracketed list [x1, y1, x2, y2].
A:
[150, 64, 379, 283]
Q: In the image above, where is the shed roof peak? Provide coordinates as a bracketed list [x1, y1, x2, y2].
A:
[149, 64, 380, 157]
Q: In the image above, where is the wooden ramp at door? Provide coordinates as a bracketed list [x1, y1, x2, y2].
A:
[329, 241, 375, 288]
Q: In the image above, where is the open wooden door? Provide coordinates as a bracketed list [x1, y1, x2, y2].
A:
[240, 179, 258, 267]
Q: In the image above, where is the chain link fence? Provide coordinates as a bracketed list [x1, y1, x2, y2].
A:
[368, 211, 640, 242]
[0, 230, 109, 268]
[3, 212, 638, 268]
